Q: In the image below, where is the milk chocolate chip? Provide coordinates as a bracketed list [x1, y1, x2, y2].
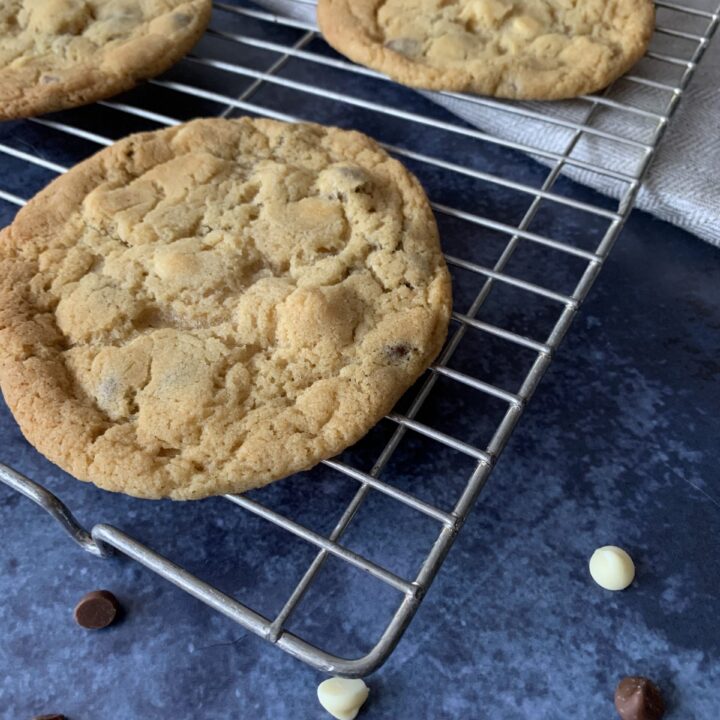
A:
[615, 676, 665, 720]
[73, 589, 121, 629]
[385, 343, 413, 363]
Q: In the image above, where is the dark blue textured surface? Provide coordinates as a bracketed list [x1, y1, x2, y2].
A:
[1, 5, 720, 718]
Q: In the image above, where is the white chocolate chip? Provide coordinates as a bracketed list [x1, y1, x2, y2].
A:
[317, 677, 369, 720]
[589, 545, 635, 591]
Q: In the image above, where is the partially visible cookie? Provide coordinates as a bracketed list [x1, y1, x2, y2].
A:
[0, 0, 212, 120]
[317, 0, 655, 100]
[0, 117, 451, 500]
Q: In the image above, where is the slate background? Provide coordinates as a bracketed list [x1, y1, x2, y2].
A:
[0, 3, 719, 718]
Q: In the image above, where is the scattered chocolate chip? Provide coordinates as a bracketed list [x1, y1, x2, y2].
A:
[32, 715, 66, 720]
[73, 589, 121, 629]
[615, 676, 665, 720]
[385, 343, 413, 363]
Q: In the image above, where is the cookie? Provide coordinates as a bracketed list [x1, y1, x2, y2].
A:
[0, 0, 212, 120]
[0, 118, 452, 500]
[317, 0, 655, 100]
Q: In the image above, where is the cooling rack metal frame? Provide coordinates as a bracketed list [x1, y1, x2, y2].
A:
[1, 0, 718, 677]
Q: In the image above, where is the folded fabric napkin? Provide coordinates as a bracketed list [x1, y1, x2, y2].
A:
[254, 0, 720, 246]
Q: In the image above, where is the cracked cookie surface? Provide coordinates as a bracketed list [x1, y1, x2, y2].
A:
[0, 117, 451, 499]
[317, 0, 655, 99]
[0, 0, 211, 119]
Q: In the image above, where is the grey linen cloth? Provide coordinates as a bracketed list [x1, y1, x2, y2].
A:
[254, 0, 720, 246]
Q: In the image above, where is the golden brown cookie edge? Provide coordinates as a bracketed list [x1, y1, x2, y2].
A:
[0, 0, 213, 121]
[317, 0, 656, 100]
[0, 117, 452, 500]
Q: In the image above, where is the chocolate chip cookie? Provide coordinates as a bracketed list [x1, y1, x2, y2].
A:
[0, 0, 211, 120]
[317, 0, 655, 100]
[0, 118, 451, 499]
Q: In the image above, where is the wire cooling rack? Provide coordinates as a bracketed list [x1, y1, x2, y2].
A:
[1, 0, 718, 677]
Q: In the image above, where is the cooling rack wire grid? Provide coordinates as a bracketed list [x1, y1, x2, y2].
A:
[1, 0, 718, 676]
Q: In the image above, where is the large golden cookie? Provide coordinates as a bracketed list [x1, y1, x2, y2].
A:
[0, 0, 211, 120]
[317, 0, 655, 100]
[0, 118, 452, 499]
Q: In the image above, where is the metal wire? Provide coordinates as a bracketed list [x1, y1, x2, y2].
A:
[1, 0, 719, 677]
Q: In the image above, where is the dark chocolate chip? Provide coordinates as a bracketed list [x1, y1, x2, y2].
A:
[338, 166, 368, 182]
[32, 715, 66, 720]
[172, 12, 192, 27]
[615, 676, 665, 720]
[385, 343, 413, 363]
[73, 589, 120, 630]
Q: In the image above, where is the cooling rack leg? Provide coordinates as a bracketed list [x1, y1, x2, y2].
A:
[90, 523, 273, 635]
[90, 523, 405, 676]
[0, 462, 416, 676]
[0, 463, 110, 557]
